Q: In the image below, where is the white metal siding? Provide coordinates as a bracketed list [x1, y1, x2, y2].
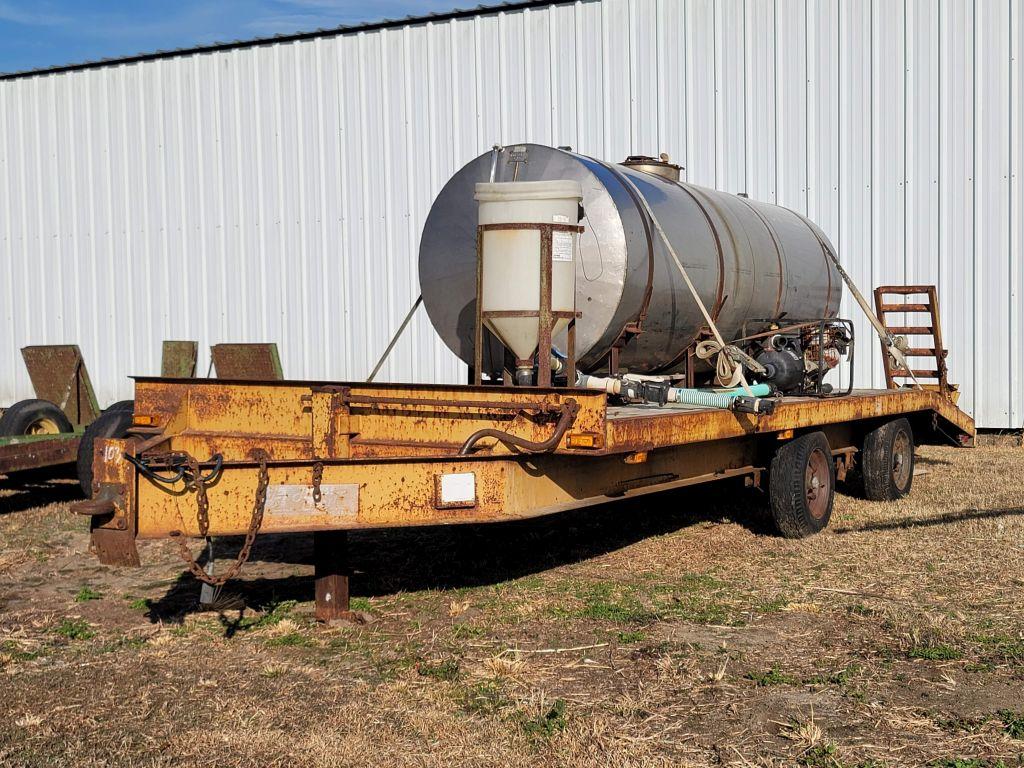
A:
[0, 0, 1021, 427]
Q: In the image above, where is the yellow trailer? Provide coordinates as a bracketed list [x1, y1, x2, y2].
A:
[71, 146, 976, 622]
[75, 370, 972, 621]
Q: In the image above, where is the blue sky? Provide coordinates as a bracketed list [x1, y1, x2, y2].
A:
[0, 1, 466, 74]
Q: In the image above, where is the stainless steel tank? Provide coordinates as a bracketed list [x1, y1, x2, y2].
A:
[419, 144, 842, 375]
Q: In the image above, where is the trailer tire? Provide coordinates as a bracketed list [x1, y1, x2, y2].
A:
[861, 418, 914, 501]
[769, 431, 835, 538]
[0, 399, 73, 436]
[77, 403, 135, 496]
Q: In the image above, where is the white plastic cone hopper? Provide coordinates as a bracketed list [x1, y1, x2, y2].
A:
[474, 180, 583, 364]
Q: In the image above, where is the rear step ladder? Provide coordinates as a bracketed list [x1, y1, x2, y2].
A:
[873, 285, 957, 402]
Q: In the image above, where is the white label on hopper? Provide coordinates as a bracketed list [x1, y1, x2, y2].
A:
[551, 231, 574, 262]
[552, 214, 570, 223]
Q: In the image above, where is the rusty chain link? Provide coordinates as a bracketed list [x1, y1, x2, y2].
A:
[311, 461, 323, 504]
[186, 455, 210, 536]
[171, 450, 270, 587]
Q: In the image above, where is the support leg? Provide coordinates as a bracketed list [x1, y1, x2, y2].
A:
[314, 530, 351, 622]
[198, 538, 216, 606]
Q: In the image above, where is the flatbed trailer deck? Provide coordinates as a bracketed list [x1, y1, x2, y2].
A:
[77, 376, 973, 620]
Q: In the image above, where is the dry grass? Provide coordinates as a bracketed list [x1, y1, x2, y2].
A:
[481, 650, 527, 679]
[1, 444, 1023, 767]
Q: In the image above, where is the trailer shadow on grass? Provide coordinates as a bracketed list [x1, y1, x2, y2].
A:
[146, 481, 778, 624]
[833, 505, 1024, 534]
[0, 472, 81, 515]
[913, 452, 955, 467]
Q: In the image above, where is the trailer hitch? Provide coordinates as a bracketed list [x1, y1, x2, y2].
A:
[68, 437, 142, 567]
[73, 484, 121, 517]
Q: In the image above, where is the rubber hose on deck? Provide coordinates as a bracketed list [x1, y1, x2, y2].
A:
[667, 383, 771, 408]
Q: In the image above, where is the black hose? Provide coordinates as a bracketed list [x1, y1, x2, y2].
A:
[458, 400, 579, 456]
[125, 452, 223, 486]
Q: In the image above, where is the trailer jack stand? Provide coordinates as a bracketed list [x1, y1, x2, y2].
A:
[198, 539, 217, 607]
[314, 531, 353, 622]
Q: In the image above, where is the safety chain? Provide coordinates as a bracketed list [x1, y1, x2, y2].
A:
[186, 455, 211, 536]
[311, 461, 324, 504]
[171, 449, 271, 587]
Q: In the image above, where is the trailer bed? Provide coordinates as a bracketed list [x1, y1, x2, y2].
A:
[605, 388, 972, 447]
[75, 377, 974, 620]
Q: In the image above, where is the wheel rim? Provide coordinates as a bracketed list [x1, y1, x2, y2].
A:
[26, 417, 61, 435]
[805, 447, 831, 519]
[892, 429, 912, 489]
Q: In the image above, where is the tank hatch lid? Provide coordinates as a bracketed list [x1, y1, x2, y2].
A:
[620, 154, 682, 181]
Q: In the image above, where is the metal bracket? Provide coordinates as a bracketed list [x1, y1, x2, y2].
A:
[210, 343, 284, 380]
[161, 340, 199, 377]
[21, 344, 101, 427]
[85, 481, 141, 566]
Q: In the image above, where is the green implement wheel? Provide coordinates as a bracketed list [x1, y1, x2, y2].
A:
[0, 399, 73, 437]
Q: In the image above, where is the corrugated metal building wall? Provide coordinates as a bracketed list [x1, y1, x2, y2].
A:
[1, 0, 1021, 427]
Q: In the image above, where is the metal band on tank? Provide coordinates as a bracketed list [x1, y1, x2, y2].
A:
[591, 158, 656, 343]
[665, 182, 728, 323]
[639, 179, 730, 376]
[804, 227, 837, 317]
[788, 209, 838, 317]
[733, 196, 787, 318]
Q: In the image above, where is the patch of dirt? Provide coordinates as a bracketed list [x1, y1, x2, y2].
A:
[1, 444, 1023, 767]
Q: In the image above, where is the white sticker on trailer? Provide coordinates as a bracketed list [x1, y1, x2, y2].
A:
[551, 231, 574, 262]
[439, 472, 475, 504]
[264, 484, 359, 518]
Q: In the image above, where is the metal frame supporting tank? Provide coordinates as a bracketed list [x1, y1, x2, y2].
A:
[419, 144, 843, 376]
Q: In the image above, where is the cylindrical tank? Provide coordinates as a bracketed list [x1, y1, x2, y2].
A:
[419, 144, 842, 376]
